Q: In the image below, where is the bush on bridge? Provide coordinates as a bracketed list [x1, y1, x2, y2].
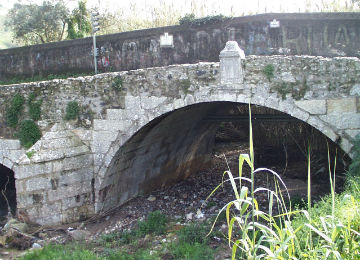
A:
[16, 120, 41, 149]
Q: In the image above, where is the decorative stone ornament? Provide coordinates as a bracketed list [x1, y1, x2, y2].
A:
[219, 41, 245, 86]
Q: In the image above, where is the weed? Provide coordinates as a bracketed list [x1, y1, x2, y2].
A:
[177, 222, 209, 245]
[28, 93, 43, 121]
[20, 243, 98, 260]
[16, 120, 41, 149]
[179, 79, 191, 95]
[169, 241, 215, 260]
[6, 94, 25, 127]
[104, 248, 160, 260]
[263, 64, 275, 82]
[179, 14, 228, 26]
[112, 76, 123, 91]
[65, 101, 80, 120]
[25, 151, 36, 159]
[209, 106, 360, 259]
[137, 210, 168, 236]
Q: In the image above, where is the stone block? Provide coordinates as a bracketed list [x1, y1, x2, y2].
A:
[42, 131, 72, 140]
[93, 119, 132, 132]
[31, 149, 65, 163]
[52, 154, 93, 173]
[327, 98, 357, 114]
[294, 100, 326, 115]
[0, 139, 21, 150]
[14, 162, 53, 180]
[40, 136, 83, 150]
[72, 129, 93, 141]
[322, 127, 338, 142]
[63, 145, 90, 157]
[106, 109, 129, 120]
[290, 108, 310, 122]
[345, 129, 360, 140]
[341, 137, 353, 154]
[320, 113, 360, 129]
[26, 177, 52, 192]
[47, 182, 92, 202]
[58, 167, 93, 186]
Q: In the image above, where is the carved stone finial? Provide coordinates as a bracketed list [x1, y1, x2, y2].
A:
[219, 41, 245, 86]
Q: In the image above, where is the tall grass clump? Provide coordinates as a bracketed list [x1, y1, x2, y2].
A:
[209, 104, 360, 260]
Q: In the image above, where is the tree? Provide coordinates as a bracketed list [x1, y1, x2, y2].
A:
[5, 1, 69, 45]
[66, 1, 92, 39]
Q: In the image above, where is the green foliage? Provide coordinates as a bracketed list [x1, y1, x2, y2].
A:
[349, 134, 360, 177]
[177, 223, 209, 245]
[65, 101, 80, 121]
[169, 241, 215, 260]
[28, 93, 43, 121]
[263, 64, 275, 82]
[210, 106, 360, 260]
[104, 248, 160, 260]
[5, 1, 69, 45]
[111, 77, 123, 91]
[20, 243, 98, 260]
[26, 151, 36, 158]
[66, 1, 91, 39]
[137, 210, 168, 236]
[17, 120, 41, 149]
[6, 94, 25, 127]
[179, 13, 228, 26]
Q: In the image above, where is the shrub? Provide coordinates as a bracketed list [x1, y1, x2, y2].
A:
[17, 120, 41, 149]
[263, 64, 275, 82]
[6, 94, 25, 127]
[179, 14, 228, 26]
[112, 76, 123, 91]
[169, 242, 215, 260]
[28, 93, 43, 121]
[65, 101, 79, 120]
[137, 210, 167, 236]
[177, 223, 209, 245]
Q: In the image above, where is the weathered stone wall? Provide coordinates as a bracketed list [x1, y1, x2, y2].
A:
[0, 54, 359, 225]
[0, 13, 360, 80]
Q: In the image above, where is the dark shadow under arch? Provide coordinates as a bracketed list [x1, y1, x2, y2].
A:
[0, 164, 17, 220]
[98, 101, 351, 211]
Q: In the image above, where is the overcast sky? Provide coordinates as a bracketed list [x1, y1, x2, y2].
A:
[0, 0, 357, 15]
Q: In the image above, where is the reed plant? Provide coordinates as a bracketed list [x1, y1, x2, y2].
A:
[209, 105, 360, 260]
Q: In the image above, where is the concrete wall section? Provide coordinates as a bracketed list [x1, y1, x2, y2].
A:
[0, 13, 360, 80]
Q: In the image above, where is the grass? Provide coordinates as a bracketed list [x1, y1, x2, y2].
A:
[20, 244, 98, 260]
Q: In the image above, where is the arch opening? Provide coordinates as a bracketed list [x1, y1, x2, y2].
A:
[0, 164, 17, 222]
[98, 101, 351, 212]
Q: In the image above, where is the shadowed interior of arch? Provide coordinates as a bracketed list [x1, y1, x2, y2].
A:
[97, 101, 351, 212]
[0, 164, 17, 221]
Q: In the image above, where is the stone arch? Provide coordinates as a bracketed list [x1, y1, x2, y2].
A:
[94, 92, 350, 213]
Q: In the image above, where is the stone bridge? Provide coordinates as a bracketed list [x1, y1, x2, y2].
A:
[0, 42, 359, 225]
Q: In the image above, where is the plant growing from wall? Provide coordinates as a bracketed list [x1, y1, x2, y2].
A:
[112, 76, 123, 91]
[6, 94, 25, 127]
[179, 14, 228, 26]
[16, 119, 41, 149]
[65, 101, 80, 120]
[263, 64, 275, 82]
[28, 93, 43, 121]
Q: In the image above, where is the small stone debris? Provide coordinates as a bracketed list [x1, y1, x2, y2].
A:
[67, 230, 91, 241]
[31, 243, 42, 249]
[147, 195, 156, 202]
